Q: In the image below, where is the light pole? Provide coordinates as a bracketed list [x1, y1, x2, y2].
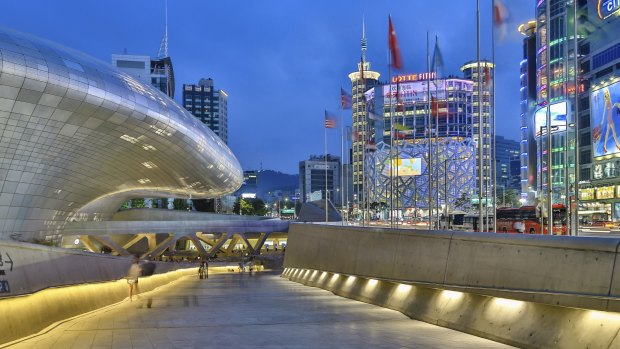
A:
[443, 155, 471, 229]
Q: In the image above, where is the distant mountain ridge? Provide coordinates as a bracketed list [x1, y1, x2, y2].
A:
[257, 170, 298, 197]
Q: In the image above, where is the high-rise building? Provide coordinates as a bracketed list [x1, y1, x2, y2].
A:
[111, 54, 175, 98]
[460, 60, 494, 203]
[235, 170, 258, 198]
[299, 155, 342, 206]
[576, 1, 620, 221]
[182, 78, 229, 144]
[495, 135, 521, 192]
[363, 76, 476, 212]
[518, 20, 539, 204]
[348, 22, 380, 204]
[534, 0, 578, 224]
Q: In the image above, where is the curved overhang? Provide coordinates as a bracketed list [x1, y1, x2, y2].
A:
[0, 26, 243, 241]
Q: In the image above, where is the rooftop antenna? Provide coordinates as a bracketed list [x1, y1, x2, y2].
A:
[361, 15, 367, 62]
[157, 0, 169, 58]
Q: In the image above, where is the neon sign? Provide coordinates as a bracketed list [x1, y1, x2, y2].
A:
[598, 0, 620, 19]
[391, 72, 436, 83]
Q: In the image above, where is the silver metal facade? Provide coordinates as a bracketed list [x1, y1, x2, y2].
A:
[0, 27, 243, 242]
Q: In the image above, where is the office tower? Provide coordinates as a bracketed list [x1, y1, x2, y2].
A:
[183, 78, 229, 144]
[460, 60, 494, 204]
[576, 1, 620, 221]
[363, 76, 476, 213]
[299, 155, 342, 206]
[495, 135, 521, 193]
[348, 22, 380, 206]
[112, 55, 175, 98]
[518, 20, 539, 204]
[534, 0, 577, 226]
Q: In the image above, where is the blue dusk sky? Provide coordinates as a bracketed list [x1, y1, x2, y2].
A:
[1, 1, 531, 174]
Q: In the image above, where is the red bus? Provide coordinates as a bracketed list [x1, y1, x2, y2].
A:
[495, 204, 567, 235]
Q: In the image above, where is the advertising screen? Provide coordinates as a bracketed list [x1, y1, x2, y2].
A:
[534, 101, 567, 137]
[591, 81, 620, 158]
[381, 158, 422, 177]
[382, 80, 446, 105]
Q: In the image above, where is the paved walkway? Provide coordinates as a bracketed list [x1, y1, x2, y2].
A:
[7, 272, 514, 349]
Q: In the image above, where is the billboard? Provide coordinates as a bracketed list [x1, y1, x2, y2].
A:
[592, 81, 620, 158]
[534, 101, 567, 137]
[381, 157, 422, 177]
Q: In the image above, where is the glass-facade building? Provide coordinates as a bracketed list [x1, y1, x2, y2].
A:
[577, 0, 620, 221]
[183, 78, 229, 144]
[534, 0, 577, 223]
[519, 20, 539, 204]
[460, 61, 495, 203]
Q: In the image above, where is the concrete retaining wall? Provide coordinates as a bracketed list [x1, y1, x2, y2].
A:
[282, 224, 620, 348]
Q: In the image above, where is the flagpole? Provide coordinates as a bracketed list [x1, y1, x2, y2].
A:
[389, 20, 394, 229]
[491, 3, 497, 232]
[325, 119, 328, 223]
[340, 98, 345, 226]
[434, 36, 440, 230]
[573, 0, 580, 236]
[545, 0, 553, 235]
[477, 0, 484, 232]
[427, 31, 433, 230]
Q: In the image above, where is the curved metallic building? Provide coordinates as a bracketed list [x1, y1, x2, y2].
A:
[0, 27, 243, 242]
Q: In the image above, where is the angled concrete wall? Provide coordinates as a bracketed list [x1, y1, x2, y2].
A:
[283, 224, 620, 348]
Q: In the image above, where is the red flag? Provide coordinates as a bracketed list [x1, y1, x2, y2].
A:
[484, 66, 491, 87]
[493, 0, 511, 41]
[388, 16, 403, 70]
[324, 110, 336, 129]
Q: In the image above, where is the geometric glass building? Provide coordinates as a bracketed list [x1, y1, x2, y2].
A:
[363, 77, 476, 217]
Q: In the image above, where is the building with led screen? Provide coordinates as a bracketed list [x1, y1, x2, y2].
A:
[518, 20, 539, 204]
[533, 0, 578, 225]
[0, 27, 243, 243]
[579, 0, 620, 221]
[362, 77, 476, 213]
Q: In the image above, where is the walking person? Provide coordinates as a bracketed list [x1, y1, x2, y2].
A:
[127, 255, 141, 301]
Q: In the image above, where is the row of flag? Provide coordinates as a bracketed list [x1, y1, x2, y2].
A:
[324, 1, 511, 132]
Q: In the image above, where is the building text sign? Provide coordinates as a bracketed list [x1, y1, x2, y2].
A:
[598, 0, 620, 19]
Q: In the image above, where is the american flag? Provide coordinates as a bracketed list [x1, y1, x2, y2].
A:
[324, 111, 336, 129]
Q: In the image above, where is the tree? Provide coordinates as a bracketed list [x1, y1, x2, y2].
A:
[498, 188, 520, 208]
[251, 198, 268, 216]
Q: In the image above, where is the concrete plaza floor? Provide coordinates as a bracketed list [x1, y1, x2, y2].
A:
[6, 272, 514, 349]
